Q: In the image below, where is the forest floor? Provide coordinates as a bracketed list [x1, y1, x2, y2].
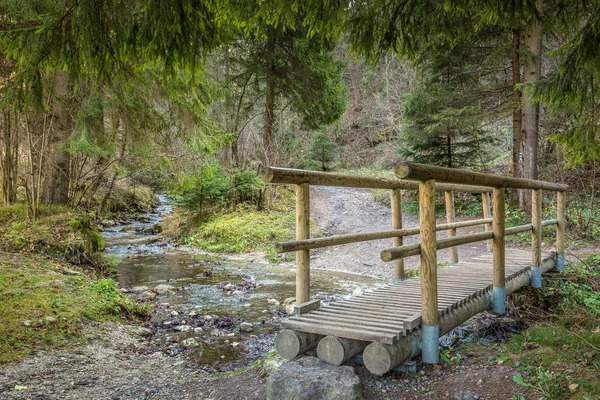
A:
[0, 187, 597, 399]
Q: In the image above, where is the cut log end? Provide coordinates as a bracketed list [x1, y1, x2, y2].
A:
[260, 167, 275, 183]
[317, 336, 368, 366]
[275, 330, 322, 360]
[363, 342, 393, 375]
[381, 250, 392, 262]
[395, 163, 411, 179]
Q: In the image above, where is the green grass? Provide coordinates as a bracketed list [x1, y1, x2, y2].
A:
[0, 252, 149, 364]
[166, 187, 296, 258]
[0, 203, 105, 263]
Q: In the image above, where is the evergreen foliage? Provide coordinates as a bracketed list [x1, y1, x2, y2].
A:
[309, 132, 336, 171]
[401, 85, 497, 169]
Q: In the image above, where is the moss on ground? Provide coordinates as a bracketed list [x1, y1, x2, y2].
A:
[0, 204, 109, 268]
[0, 251, 149, 364]
[163, 187, 296, 259]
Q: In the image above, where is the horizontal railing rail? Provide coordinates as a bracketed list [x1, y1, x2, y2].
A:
[395, 162, 569, 191]
[262, 166, 493, 193]
[275, 218, 493, 253]
[380, 219, 559, 261]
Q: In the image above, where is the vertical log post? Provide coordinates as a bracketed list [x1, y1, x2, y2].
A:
[444, 191, 458, 265]
[482, 192, 493, 253]
[296, 183, 310, 305]
[419, 179, 439, 364]
[531, 189, 542, 288]
[556, 191, 565, 271]
[391, 189, 404, 281]
[492, 188, 506, 314]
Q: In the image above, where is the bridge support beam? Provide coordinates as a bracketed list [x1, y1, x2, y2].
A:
[419, 179, 439, 364]
[391, 188, 404, 281]
[444, 190, 458, 265]
[531, 189, 542, 288]
[296, 183, 311, 304]
[492, 187, 506, 314]
[275, 330, 322, 360]
[317, 336, 368, 366]
[556, 191, 565, 272]
[482, 192, 493, 253]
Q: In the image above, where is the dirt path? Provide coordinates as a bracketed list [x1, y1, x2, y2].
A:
[0, 323, 266, 400]
[310, 186, 490, 279]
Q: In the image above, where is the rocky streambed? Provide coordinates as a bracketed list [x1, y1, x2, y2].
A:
[101, 195, 383, 372]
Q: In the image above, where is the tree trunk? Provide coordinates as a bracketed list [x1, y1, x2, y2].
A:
[43, 71, 73, 205]
[263, 32, 276, 164]
[521, 8, 543, 211]
[2, 111, 18, 205]
[446, 133, 452, 168]
[511, 29, 523, 204]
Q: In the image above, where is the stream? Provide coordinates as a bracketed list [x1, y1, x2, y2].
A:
[101, 194, 383, 372]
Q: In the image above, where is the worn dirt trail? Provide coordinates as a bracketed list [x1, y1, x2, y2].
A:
[309, 186, 490, 280]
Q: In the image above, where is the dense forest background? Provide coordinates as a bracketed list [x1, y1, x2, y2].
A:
[0, 0, 599, 242]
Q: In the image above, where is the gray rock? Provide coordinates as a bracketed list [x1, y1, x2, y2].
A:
[101, 219, 116, 227]
[22, 320, 32, 327]
[170, 310, 180, 316]
[130, 286, 149, 292]
[44, 316, 57, 323]
[174, 325, 192, 332]
[154, 284, 175, 294]
[193, 327, 203, 335]
[283, 297, 296, 314]
[134, 327, 153, 337]
[267, 298, 280, 306]
[240, 322, 253, 333]
[454, 391, 480, 400]
[181, 338, 199, 348]
[266, 356, 362, 400]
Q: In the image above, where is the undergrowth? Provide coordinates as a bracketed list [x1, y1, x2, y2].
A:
[0, 252, 149, 364]
[165, 187, 296, 260]
[0, 204, 114, 272]
[451, 254, 600, 399]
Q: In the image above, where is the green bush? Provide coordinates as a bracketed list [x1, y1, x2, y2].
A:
[231, 170, 264, 207]
[173, 159, 265, 219]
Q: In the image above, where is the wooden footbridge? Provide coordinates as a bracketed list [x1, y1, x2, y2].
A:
[261, 163, 568, 374]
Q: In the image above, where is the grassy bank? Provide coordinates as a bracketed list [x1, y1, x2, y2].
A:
[0, 203, 110, 268]
[0, 251, 149, 364]
[450, 255, 600, 399]
[164, 186, 296, 261]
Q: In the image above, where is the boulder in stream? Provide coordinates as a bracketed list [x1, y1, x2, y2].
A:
[266, 356, 362, 400]
[154, 284, 175, 294]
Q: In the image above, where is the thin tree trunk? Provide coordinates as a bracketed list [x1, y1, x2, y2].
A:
[43, 71, 73, 205]
[447, 133, 452, 168]
[521, 7, 543, 211]
[511, 29, 523, 204]
[263, 31, 276, 164]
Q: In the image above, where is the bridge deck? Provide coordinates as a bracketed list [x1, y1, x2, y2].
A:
[283, 249, 547, 344]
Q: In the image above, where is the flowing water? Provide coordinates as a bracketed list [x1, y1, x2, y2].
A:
[101, 195, 383, 371]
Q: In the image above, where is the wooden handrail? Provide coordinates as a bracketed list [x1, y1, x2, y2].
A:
[381, 231, 494, 262]
[275, 218, 493, 253]
[380, 219, 560, 261]
[261, 166, 493, 193]
[395, 162, 569, 191]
